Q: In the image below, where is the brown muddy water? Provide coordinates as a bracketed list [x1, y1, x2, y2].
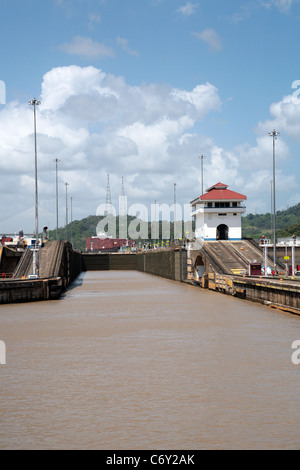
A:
[0, 270, 300, 450]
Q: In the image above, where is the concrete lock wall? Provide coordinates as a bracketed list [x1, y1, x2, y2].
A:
[207, 272, 300, 315]
[109, 254, 137, 271]
[81, 253, 110, 271]
[0, 247, 22, 276]
[136, 251, 175, 280]
[81, 251, 187, 279]
[81, 253, 137, 271]
[68, 247, 83, 282]
[136, 250, 187, 282]
[0, 279, 49, 303]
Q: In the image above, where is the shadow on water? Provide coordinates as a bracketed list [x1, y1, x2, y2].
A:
[61, 271, 86, 297]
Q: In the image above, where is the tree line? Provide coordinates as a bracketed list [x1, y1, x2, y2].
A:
[47, 202, 300, 251]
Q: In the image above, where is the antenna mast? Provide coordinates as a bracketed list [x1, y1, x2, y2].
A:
[105, 174, 112, 216]
[119, 176, 127, 216]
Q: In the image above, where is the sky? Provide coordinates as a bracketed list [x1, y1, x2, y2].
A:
[1, 0, 300, 234]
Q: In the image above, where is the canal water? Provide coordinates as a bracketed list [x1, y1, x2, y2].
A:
[0, 271, 300, 450]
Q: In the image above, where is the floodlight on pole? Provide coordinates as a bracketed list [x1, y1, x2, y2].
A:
[28, 98, 41, 241]
[174, 182, 177, 241]
[269, 179, 273, 235]
[71, 196, 73, 246]
[53, 158, 60, 241]
[65, 182, 69, 241]
[198, 155, 206, 195]
[268, 129, 280, 271]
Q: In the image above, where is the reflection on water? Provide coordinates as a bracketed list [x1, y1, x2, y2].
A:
[1, 271, 300, 450]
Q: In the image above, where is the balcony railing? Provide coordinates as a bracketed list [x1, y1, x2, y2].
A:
[191, 206, 246, 216]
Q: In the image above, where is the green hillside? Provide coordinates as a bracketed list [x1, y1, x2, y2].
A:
[47, 202, 300, 250]
[242, 203, 300, 239]
[48, 215, 102, 251]
[48, 215, 135, 252]
[47, 215, 187, 252]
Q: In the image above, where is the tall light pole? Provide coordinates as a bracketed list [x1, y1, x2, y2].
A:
[268, 129, 280, 271]
[28, 98, 41, 240]
[198, 155, 206, 195]
[71, 196, 73, 246]
[54, 158, 60, 241]
[65, 182, 69, 241]
[269, 179, 273, 236]
[174, 182, 176, 241]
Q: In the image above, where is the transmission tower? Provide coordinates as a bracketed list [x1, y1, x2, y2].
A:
[104, 174, 113, 216]
[119, 176, 127, 216]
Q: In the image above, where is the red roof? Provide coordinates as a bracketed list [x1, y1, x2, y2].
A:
[206, 182, 228, 191]
[200, 182, 247, 201]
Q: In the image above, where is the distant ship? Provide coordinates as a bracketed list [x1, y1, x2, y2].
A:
[86, 236, 136, 253]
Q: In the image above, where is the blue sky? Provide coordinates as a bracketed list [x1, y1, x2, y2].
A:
[1, 0, 300, 233]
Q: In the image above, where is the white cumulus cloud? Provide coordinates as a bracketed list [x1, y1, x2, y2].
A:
[0, 65, 222, 232]
[257, 90, 300, 140]
[1, 64, 298, 232]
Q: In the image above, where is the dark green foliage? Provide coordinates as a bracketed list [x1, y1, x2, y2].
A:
[47, 215, 193, 251]
[46, 202, 300, 249]
[242, 203, 300, 239]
